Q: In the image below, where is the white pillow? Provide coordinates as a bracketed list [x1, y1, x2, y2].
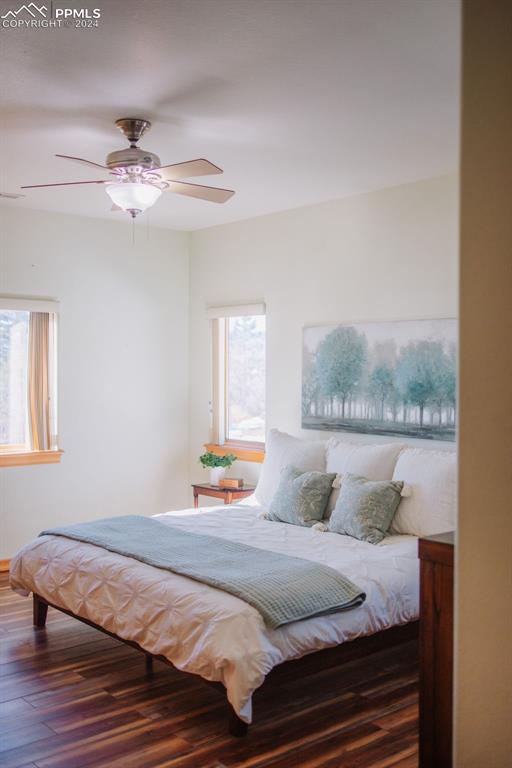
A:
[325, 439, 404, 512]
[254, 429, 326, 508]
[390, 448, 457, 536]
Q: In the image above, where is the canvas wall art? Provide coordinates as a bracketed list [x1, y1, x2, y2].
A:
[302, 318, 457, 441]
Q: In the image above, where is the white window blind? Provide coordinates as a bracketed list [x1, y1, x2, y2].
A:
[0, 296, 59, 313]
[207, 302, 265, 320]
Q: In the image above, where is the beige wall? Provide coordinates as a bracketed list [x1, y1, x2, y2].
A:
[455, 1, 512, 765]
[189, 175, 458, 485]
[0, 207, 190, 557]
[1, 176, 459, 538]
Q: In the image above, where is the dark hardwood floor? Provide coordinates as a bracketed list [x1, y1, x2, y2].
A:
[0, 573, 419, 767]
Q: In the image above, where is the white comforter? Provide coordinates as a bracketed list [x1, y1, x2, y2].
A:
[9, 502, 419, 723]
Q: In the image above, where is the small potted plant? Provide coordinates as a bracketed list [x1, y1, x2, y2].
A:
[199, 451, 237, 486]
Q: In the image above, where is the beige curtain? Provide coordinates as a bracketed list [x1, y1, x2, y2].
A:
[28, 312, 51, 451]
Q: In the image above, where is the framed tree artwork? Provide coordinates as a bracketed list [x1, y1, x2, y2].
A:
[302, 318, 457, 441]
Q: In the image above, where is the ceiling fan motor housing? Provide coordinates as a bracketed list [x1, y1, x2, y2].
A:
[106, 147, 161, 173]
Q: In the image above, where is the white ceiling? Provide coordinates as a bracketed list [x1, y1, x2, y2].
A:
[0, 0, 460, 231]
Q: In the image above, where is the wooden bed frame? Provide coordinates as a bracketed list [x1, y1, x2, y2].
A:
[33, 592, 418, 737]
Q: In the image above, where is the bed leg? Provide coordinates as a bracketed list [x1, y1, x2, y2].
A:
[228, 705, 248, 738]
[145, 654, 154, 674]
[33, 594, 48, 628]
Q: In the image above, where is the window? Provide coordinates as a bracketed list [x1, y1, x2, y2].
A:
[0, 310, 30, 448]
[0, 297, 60, 466]
[208, 303, 266, 460]
[226, 315, 266, 443]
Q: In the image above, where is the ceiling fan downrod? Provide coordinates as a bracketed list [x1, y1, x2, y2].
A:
[115, 118, 152, 147]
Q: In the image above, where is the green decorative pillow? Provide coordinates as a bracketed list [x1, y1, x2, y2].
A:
[329, 473, 404, 544]
[267, 465, 337, 527]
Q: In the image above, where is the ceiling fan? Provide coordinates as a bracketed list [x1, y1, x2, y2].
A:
[21, 118, 235, 218]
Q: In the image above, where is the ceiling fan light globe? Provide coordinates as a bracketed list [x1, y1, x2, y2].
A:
[105, 182, 162, 214]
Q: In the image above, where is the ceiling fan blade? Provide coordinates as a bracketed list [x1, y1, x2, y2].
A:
[166, 180, 235, 204]
[21, 180, 109, 189]
[56, 154, 110, 172]
[0, 192, 25, 199]
[150, 158, 223, 182]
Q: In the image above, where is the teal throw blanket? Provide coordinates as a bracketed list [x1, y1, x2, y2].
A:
[40, 515, 365, 629]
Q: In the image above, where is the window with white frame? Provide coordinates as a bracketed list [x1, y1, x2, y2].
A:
[209, 303, 266, 450]
[0, 297, 59, 464]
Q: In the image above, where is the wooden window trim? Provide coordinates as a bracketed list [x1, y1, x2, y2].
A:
[204, 442, 265, 464]
[0, 449, 63, 468]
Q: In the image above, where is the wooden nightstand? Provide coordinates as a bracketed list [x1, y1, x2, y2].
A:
[192, 483, 256, 508]
[418, 531, 455, 768]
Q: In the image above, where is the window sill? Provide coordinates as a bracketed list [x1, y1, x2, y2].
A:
[204, 442, 265, 464]
[0, 449, 63, 468]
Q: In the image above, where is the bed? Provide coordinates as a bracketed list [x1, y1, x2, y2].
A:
[9, 498, 420, 734]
